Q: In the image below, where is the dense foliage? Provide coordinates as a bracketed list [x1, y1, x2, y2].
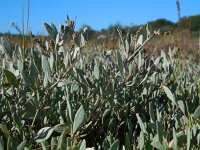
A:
[0, 16, 200, 150]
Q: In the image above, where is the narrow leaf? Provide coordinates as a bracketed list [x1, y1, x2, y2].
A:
[187, 128, 191, 150]
[117, 51, 124, 77]
[139, 131, 144, 150]
[172, 127, 177, 149]
[125, 133, 131, 150]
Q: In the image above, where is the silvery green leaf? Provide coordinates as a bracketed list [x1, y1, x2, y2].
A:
[109, 139, 119, 150]
[151, 135, 163, 149]
[51, 137, 57, 150]
[42, 55, 51, 85]
[162, 86, 176, 105]
[172, 128, 177, 149]
[178, 100, 185, 114]
[31, 48, 41, 73]
[17, 140, 27, 150]
[187, 128, 191, 150]
[136, 35, 143, 48]
[58, 46, 65, 55]
[85, 148, 95, 150]
[53, 123, 69, 134]
[71, 47, 80, 60]
[56, 33, 60, 45]
[29, 61, 38, 90]
[154, 57, 160, 66]
[146, 23, 151, 38]
[136, 114, 148, 135]
[138, 50, 142, 70]
[79, 139, 86, 150]
[34, 127, 54, 143]
[149, 102, 155, 123]
[197, 133, 200, 145]
[44, 23, 58, 40]
[192, 125, 197, 137]
[139, 131, 144, 150]
[0, 37, 12, 58]
[48, 52, 54, 72]
[73, 105, 85, 133]
[57, 131, 67, 150]
[117, 51, 124, 77]
[193, 105, 200, 119]
[57, 80, 68, 87]
[80, 27, 88, 48]
[93, 64, 100, 80]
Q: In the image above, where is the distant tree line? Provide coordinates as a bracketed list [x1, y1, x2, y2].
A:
[78, 15, 200, 42]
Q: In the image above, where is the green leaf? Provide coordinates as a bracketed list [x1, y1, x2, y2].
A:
[42, 55, 51, 76]
[139, 131, 144, 150]
[66, 90, 74, 124]
[178, 100, 185, 114]
[53, 123, 70, 134]
[73, 105, 85, 133]
[109, 139, 119, 150]
[79, 140, 86, 150]
[0, 137, 4, 150]
[7, 136, 12, 150]
[117, 51, 124, 77]
[125, 133, 131, 150]
[29, 60, 38, 90]
[51, 137, 57, 150]
[93, 64, 100, 80]
[172, 127, 177, 150]
[136, 35, 143, 48]
[41, 141, 50, 150]
[44, 23, 58, 40]
[0, 124, 10, 139]
[49, 52, 55, 72]
[4, 69, 18, 87]
[136, 114, 148, 135]
[138, 50, 142, 70]
[149, 102, 155, 123]
[42, 55, 51, 87]
[156, 121, 165, 142]
[151, 135, 163, 149]
[31, 48, 41, 73]
[12, 112, 22, 130]
[17, 140, 27, 150]
[34, 127, 54, 143]
[187, 128, 191, 150]
[193, 105, 200, 119]
[0, 37, 11, 57]
[162, 86, 176, 105]
[57, 131, 67, 150]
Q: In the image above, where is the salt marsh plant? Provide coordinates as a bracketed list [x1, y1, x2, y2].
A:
[0, 16, 200, 150]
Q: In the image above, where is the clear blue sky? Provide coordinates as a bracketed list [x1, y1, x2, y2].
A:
[0, 0, 200, 34]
